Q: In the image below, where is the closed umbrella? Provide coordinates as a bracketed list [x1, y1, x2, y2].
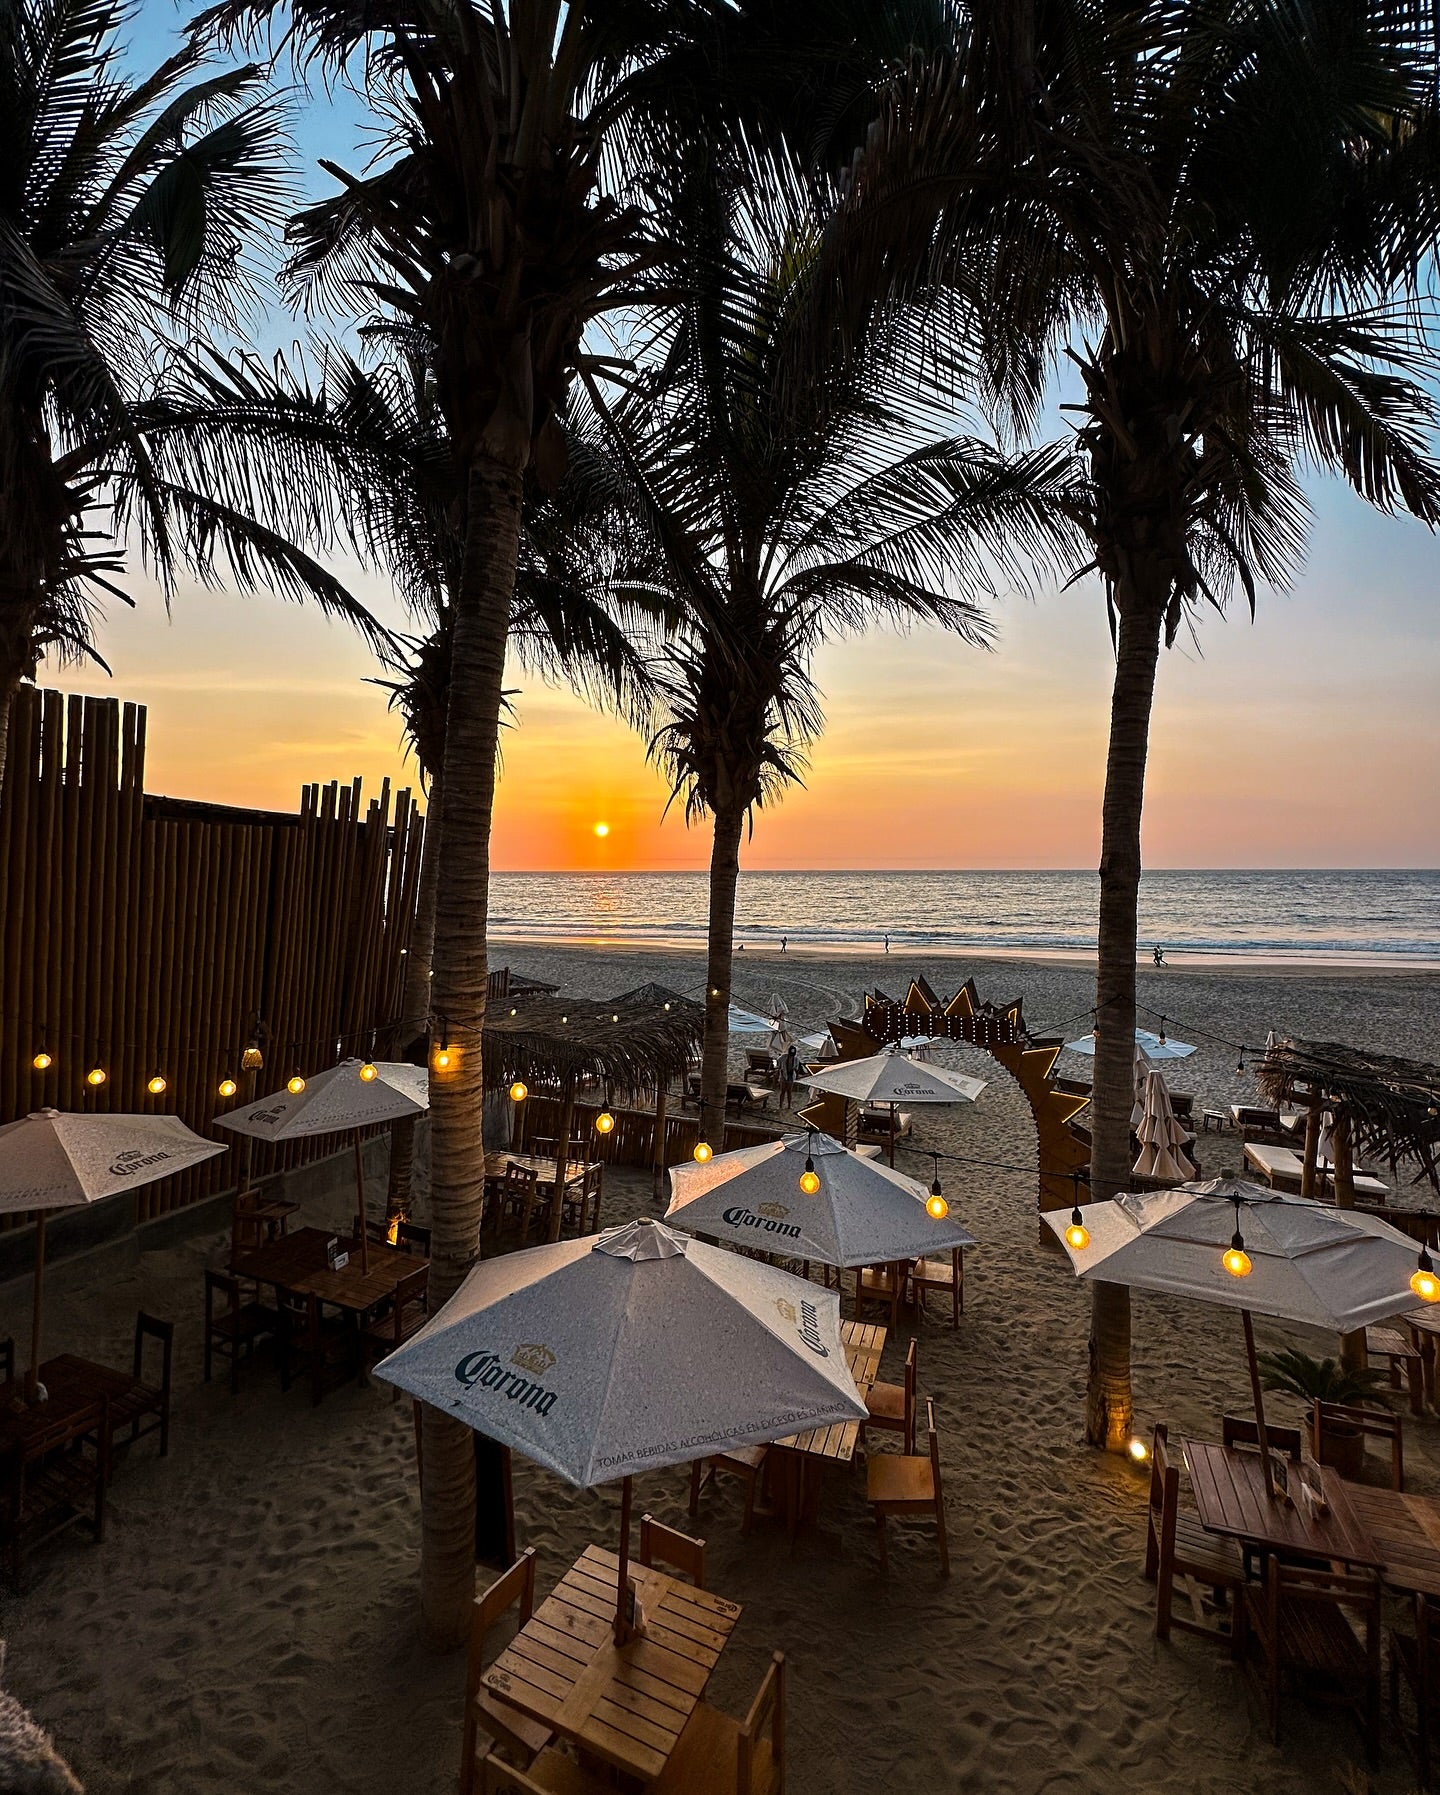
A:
[1133, 1069, 1197, 1182]
[800, 1047, 986, 1165]
[377, 1216, 864, 1636]
[1046, 1177, 1440, 1495]
[0, 1110, 225, 1401]
[667, 1131, 977, 1268]
[216, 1057, 426, 1270]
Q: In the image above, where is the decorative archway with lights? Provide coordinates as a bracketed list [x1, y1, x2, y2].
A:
[801, 976, 1091, 1215]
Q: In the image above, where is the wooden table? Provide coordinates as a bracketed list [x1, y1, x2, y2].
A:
[1183, 1438, 1384, 1567]
[0, 1358, 114, 1465]
[1345, 1485, 1440, 1599]
[484, 1544, 742, 1782]
[233, 1226, 423, 1316]
[769, 1321, 885, 1539]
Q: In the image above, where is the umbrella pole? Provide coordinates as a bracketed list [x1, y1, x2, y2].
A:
[888, 1103, 896, 1169]
[25, 1213, 46, 1404]
[354, 1131, 370, 1273]
[614, 1474, 633, 1644]
[1241, 1310, 1275, 1501]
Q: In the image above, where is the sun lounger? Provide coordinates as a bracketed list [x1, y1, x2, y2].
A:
[1243, 1141, 1388, 1201]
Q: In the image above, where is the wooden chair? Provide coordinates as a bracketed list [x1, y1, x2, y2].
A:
[460, 1549, 554, 1791]
[1146, 1424, 1246, 1646]
[1220, 1414, 1303, 1460]
[649, 1650, 784, 1795]
[363, 1267, 429, 1392]
[1368, 1324, 1426, 1415]
[107, 1313, 174, 1462]
[497, 1163, 541, 1240]
[287, 1292, 356, 1406]
[582, 1161, 604, 1234]
[0, 1400, 107, 1592]
[862, 1337, 917, 1454]
[479, 1750, 609, 1795]
[397, 1220, 432, 1256]
[866, 1397, 949, 1574]
[689, 1444, 768, 1532]
[203, 1268, 277, 1394]
[910, 1246, 963, 1328]
[1315, 1400, 1404, 1489]
[854, 1262, 905, 1333]
[1245, 1554, 1382, 1760]
[1391, 1590, 1440, 1788]
[639, 1513, 706, 1588]
[229, 1206, 269, 1265]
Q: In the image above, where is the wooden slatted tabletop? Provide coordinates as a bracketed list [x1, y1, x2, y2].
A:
[483, 1152, 587, 1192]
[1344, 1485, 1440, 1599]
[1183, 1438, 1384, 1568]
[483, 1544, 741, 1782]
[776, 1320, 885, 1463]
[233, 1225, 423, 1316]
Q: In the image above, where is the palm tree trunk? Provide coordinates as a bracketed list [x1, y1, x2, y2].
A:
[1085, 598, 1164, 1451]
[420, 459, 523, 1650]
[699, 801, 745, 1154]
[387, 768, 444, 1227]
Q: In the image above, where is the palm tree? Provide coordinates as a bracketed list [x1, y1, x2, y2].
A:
[833, 0, 1440, 1446]
[0, 0, 372, 789]
[585, 149, 1079, 1138]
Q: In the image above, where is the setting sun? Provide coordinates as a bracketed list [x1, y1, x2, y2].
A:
[593, 821, 610, 838]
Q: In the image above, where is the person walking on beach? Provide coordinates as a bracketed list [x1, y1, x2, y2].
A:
[780, 935, 787, 953]
[884, 933, 890, 953]
[779, 1042, 798, 1108]
[1152, 944, 1166, 967]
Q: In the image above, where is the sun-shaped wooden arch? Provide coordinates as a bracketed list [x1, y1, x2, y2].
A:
[804, 975, 1090, 1216]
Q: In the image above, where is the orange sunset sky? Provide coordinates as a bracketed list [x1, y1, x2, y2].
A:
[44, 468, 1440, 872]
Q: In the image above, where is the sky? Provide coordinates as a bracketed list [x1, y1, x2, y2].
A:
[42, 6, 1440, 873]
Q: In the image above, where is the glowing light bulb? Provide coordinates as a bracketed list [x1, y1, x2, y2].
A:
[32, 1050, 51, 1071]
[241, 1042, 263, 1071]
[218, 1076, 238, 1099]
[287, 1073, 306, 1095]
[147, 1072, 167, 1096]
[1064, 1207, 1089, 1252]
[509, 1081, 527, 1103]
[434, 1046, 451, 1071]
[1412, 1250, 1440, 1302]
[926, 1190, 949, 1221]
[693, 1140, 713, 1164]
[799, 1159, 821, 1195]
[359, 1061, 378, 1082]
[1223, 1235, 1252, 1279]
[86, 1063, 106, 1087]
[1128, 1437, 1150, 1463]
[596, 1110, 615, 1135]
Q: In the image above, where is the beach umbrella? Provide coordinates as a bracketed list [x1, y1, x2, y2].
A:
[800, 1047, 986, 1164]
[727, 1003, 776, 1036]
[1045, 1177, 1440, 1495]
[1133, 1070, 1197, 1182]
[1065, 1027, 1195, 1060]
[376, 1216, 864, 1636]
[768, 993, 788, 1022]
[215, 1057, 426, 1270]
[0, 1110, 225, 1401]
[667, 1131, 977, 1268]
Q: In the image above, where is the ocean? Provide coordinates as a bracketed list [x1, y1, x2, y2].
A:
[488, 868, 1440, 965]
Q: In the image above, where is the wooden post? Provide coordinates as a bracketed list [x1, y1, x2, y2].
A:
[652, 1081, 668, 1201]
[614, 1474, 633, 1644]
[549, 1081, 576, 1243]
[888, 1102, 897, 1168]
[25, 1212, 46, 1404]
[354, 1131, 370, 1273]
[1331, 1108, 1365, 1371]
[1300, 1090, 1322, 1200]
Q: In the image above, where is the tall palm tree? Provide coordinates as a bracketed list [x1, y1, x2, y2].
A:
[586, 149, 1079, 1138]
[833, 0, 1440, 1445]
[0, 0, 371, 788]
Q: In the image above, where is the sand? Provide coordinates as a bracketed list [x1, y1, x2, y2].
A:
[5, 947, 1440, 1795]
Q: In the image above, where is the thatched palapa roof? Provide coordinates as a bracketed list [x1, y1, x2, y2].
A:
[1258, 1037, 1440, 1188]
[483, 989, 702, 1097]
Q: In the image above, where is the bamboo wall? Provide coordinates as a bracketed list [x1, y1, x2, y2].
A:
[0, 688, 426, 1225]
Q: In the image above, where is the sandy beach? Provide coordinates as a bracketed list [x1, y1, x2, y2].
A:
[5, 947, 1440, 1794]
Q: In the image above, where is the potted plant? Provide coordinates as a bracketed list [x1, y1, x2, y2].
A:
[1257, 1349, 1393, 1478]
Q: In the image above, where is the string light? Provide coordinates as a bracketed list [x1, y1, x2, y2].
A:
[241, 1040, 264, 1071]
[86, 1061, 106, 1087]
[1157, 1018, 1167, 1046]
[799, 1133, 821, 1195]
[434, 1026, 451, 1071]
[287, 1071, 306, 1095]
[509, 1081, 527, 1103]
[147, 1071, 167, 1096]
[32, 1046, 52, 1071]
[1222, 1203, 1252, 1278]
[359, 1061, 378, 1082]
[693, 1139, 713, 1164]
[925, 1153, 948, 1219]
[596, 1108, 615, 1135]
[1064, 1206, 1090, 1251]
[218, 1075, 238, 1099]
[1412, 1249, 1440, 1303]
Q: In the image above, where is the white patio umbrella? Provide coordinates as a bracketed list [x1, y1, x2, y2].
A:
[377, 1216, 864, 1635]
[0, 1110, 226, 1401]
[1065, 1026, 1195, 1060]
[800, 1047, 986, 1164]
[667, 1131, 977, 1268]
[1133, 1069, 1197, 1182]
[768, 993, 788, 1022]
[727, 1003, 776, 1036]
[216, 1057, 426, 1270]
[1045, 1176, 1440, 1496]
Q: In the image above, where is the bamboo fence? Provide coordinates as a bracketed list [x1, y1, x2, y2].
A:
[0, 688, 426, 1226]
